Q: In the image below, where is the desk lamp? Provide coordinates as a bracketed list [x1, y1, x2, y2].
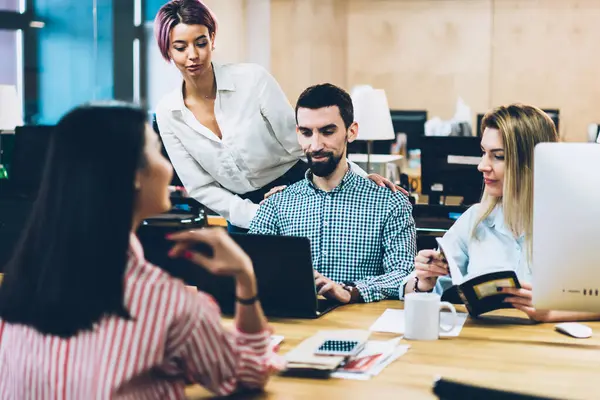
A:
[351, 86, 395, 173]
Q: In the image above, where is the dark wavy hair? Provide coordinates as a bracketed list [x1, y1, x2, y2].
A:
[0, 102, 148, 337]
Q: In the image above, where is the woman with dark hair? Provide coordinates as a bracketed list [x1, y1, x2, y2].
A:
[0, 103, 282, 398]
[153, 0, 400, 232]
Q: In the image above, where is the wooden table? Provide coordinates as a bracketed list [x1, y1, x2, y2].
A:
[186, 301, 600, 399]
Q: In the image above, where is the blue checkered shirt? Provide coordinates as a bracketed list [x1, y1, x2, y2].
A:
[249, 168, 416, 302]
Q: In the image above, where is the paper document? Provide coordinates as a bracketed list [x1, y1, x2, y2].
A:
[331, 338, 410, 380]
[369, 309, 468, 337]
[270, 335, 284, 347]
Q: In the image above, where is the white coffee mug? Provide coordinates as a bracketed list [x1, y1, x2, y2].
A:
[404, 292, 458, 340]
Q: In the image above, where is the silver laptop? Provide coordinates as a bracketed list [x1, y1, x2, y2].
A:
[532, 142, 600, 312]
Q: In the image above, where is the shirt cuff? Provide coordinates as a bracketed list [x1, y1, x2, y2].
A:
[233, 328, 286, 389]
[398, 271, 416, 301]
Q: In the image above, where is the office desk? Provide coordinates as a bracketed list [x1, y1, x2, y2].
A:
[186, 301, 600, 399]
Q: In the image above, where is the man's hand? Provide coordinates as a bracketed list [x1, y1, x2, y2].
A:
[314, 270, 351, 304]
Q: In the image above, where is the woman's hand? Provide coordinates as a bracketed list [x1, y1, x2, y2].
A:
[414, 249, 449, 292]
[261, 185, 287, 204]
[167, 228, 253, 279]
[367, 174, 409, 195]
[501, 282, 552, 322]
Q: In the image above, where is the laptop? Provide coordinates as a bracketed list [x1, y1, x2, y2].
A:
[136, 226, 340, 318]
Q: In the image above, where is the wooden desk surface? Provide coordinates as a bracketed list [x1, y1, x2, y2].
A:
[186, 301, 600, 400]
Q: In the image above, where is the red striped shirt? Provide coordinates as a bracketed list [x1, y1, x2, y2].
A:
[0, 235, 284, 399]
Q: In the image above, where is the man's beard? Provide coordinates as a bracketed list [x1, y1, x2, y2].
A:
[306, 150, 343, 177]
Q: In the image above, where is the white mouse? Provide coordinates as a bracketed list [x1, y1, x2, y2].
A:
[555, 322, 593, 339]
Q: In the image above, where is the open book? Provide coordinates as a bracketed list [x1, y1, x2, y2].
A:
[436, 237, 521, 317]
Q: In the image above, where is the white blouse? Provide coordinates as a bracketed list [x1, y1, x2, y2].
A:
[155, 62, 303, 229]
[399, 204, 531, 300]
[434, 204, 531, 295]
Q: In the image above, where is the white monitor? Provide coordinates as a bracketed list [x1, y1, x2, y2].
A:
[533, 142, 600, 312]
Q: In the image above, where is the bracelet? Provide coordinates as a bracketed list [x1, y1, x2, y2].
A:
[413, 277, 432, 293]
[236, 294, 259, 305]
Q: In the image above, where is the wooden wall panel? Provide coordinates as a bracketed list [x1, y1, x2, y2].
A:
[347, 0, 493, 126]
[270, 0, 600, 141]
[490, 0, 600, 141]
[204, 0, 246, 64]
[270, 0, 348, 104]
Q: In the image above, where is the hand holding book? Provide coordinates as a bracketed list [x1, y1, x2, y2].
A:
[435, 237, 522, 317]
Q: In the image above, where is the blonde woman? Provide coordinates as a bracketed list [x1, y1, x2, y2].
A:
[403, 104, 600, 322]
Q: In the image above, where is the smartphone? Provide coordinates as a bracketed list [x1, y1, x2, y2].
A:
[314, 339, 365, 357]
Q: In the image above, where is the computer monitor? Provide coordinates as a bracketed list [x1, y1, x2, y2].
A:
[10, 125, 54, 198]
[420, 136, 483, 206]
[347, 110, 427, 154]
[476, 109, 559, 136]
[532, 142, 600, 312]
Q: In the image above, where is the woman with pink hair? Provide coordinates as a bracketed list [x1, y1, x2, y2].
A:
[153, 0, 399, 232]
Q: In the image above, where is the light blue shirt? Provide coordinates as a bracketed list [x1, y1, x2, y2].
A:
[434, 204, 531, 295]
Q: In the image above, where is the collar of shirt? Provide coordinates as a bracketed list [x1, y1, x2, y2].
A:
[304, 164, 360, 194]
[167, 62, 235, 113]
[483, 205, 525, 242]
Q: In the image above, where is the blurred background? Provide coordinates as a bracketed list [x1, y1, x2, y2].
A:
[2, 0, 600, 265]
[1, 0, 599, 141]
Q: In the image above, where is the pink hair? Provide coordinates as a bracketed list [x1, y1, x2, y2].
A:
[153, 0, 218, 62]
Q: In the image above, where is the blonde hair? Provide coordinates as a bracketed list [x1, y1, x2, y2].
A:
[473, 104, 558, 262]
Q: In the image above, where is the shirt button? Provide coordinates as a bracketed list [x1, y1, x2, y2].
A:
[322, 251, 328, 256]
[324, 221, 329, 226]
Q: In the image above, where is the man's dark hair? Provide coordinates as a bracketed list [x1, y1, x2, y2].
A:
[0, 102, 148, 338]
[295, 83, 354, 129]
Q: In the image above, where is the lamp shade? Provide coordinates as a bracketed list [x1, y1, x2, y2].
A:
[0, 85, 23, 131]
[351, 86, 395, 141]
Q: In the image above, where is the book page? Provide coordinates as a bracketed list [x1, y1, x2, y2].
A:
[436, 237, 464, 285]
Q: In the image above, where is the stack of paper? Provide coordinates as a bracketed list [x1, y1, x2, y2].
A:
[332, 337, 410, 380]
[283, 330, 371, 374]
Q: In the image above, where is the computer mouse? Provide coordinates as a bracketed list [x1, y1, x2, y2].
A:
[554, 322, 593, 339]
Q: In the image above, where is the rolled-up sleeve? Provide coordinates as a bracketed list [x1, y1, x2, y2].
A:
[167, 291, 284, 396]
[355, 194, 416, 302]
[248, 197, 281, 235]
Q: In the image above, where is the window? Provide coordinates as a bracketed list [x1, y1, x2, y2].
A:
[0, 29, 19, 87]
[0, 0, 21, 12]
